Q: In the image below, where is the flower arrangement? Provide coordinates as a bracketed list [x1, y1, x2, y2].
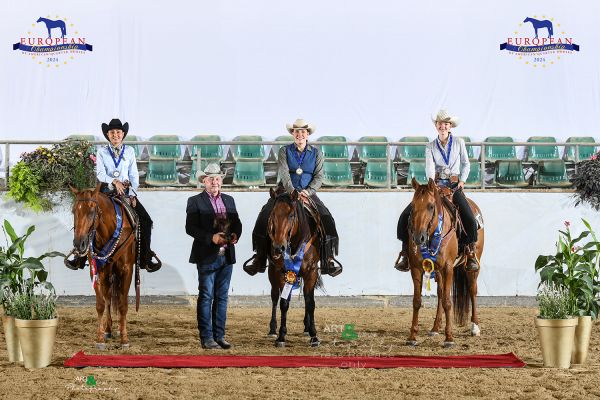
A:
[572, 151, 600, 210]
[535, 219, 600, 319]
[7, 140, 96, 211]
[536, 282, 571, 319]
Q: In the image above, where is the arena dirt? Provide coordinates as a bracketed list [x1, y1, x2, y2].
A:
[1, 305, 599, 399]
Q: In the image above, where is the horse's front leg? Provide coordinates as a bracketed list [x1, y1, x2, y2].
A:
[407, 266, 423, 346]
[430, 271, 443, 336]
[268, 266, 279, 337]
[94, 274, 108, 350]
[469, 271, 481, 336]
[118, 263, 134, 348]
[304, 281, 319, 347]
[442, 265, 455, 347]
[275, 285, 290, 347]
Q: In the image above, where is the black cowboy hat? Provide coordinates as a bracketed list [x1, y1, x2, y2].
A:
[101, 118, 129, 141]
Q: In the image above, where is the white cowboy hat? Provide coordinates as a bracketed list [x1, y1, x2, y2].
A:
[286, 118, 315, 135]
[431, 109, 460, 128]
[197, 163, 225, 180]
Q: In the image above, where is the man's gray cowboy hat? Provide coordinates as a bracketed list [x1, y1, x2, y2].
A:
[197, 163, 226, 180]
[101, 118, 129, 141]
[286, 118, 315, 135]
[431, 109, 460, 128]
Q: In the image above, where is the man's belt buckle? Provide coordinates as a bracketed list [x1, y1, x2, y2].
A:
[218, 247, 226, 256]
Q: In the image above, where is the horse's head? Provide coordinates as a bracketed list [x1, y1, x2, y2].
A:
[410, 177, 441, 246]
[523, 17, 531, 23]
[70, 183, 101, 254]
[268, 188, 301, 259]
[36, 17, 42, 23]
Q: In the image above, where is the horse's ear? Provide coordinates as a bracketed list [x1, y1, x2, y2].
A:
[427, 178, 436, 191]
[69, 185, 79, 195]
[411, 177, 419, 190]
[269, 187, 276, 199]
[93, 182, 102, 197]
[290, 189, 299, 201]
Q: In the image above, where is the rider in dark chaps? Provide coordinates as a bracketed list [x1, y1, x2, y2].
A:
[65, 119, 161, 272]
[243, 118, 342, 277]
[395, 110, 479, 272]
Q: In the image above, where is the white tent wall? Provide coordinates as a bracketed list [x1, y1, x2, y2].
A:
[0, 192, 597, 297]
[1, 1, 599, 144]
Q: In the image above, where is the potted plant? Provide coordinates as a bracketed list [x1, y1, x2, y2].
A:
[535, 219, 600, 365]
[0, 219, 63, 366]
[534, 282, 578, 368]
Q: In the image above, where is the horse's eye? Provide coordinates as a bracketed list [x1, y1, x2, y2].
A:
[428, 204, 434, 212]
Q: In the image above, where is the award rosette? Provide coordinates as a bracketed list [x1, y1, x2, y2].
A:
[281, 242, 307, 300]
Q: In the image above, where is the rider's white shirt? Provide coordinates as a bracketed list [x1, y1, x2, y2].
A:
[425, 135, 470, 182]
[96, 145, 140, 190]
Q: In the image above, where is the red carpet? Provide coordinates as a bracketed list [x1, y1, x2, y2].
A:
[64, 351, 525, 369]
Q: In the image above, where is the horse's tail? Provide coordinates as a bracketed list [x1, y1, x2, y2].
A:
[110, 272, 120, 316]
[315, 272, 325, 292]
[452, 266, 470, 326]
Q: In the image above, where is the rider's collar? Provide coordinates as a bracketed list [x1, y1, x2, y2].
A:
[109, 143, 124, 154]
[436, 133, 452, 148]
[294, 143, 313, 152]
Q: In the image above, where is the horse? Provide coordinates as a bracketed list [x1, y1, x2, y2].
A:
[523, 17, 553, 39]
[267, 188, 324, 347]
[406, 178, 484, 348]
[36, 17, 67, 39]
[69, 183, 139, 350]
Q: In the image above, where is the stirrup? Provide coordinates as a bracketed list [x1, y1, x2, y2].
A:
[394, 252, 410, 272]
[323, 257, 343, 277]
[144, 252, 162, 272]
[64, 256, 86, 271]
[243, 254, 266, 276]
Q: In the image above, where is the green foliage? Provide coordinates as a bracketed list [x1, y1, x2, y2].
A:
[0, 219, 64, 317]
[573, 155, 600, 210]
[10, 285, 57, 320]
[537, 282, 572, 319]
[535, 219, 600, 319]
[6, 140, 97, 211]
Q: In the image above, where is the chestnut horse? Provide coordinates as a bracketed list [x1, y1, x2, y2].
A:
[267, 188, 323, 347]
[407, 178, 484, 348]
[70, 183, 138, 350]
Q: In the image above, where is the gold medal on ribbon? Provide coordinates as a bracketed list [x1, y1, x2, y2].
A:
[422, 258, 435, 273]
[285, 271, 297, 284]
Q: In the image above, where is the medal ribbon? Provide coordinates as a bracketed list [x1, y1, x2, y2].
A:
[283, 241, 306, 291]
[290, 144, 307, 171]
[108, 145, 125, 171]
[435, 135, 453, 167]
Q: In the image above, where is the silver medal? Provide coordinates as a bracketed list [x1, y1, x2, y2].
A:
[443, 167, 451, 176]
[112, 171, 120, 178]
[296, 168, 303, 175]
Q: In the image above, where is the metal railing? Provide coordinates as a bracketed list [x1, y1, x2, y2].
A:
[0, 139, 597, 191]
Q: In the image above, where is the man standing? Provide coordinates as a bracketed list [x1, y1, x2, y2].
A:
[186, 164, 242, 349]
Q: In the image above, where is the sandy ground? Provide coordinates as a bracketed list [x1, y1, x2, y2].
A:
[1, 303, 599, 400]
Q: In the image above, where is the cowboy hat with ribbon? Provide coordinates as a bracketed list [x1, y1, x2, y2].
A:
[286, 118, 315, 135]
[431, 109, 460, 128]
[101, 118, 129, 141]
[197, 163, 226, 180]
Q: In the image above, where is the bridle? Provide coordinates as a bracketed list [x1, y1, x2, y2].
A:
[69, 196, 102, 258]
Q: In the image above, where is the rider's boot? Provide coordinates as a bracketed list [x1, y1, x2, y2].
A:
[243, 236, 268, 276]
[394, 242, 410, 272]
[465, 242, 479, 272]
[65, 256, 87, 270]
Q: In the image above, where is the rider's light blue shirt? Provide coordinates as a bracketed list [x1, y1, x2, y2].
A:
[425, 135, 470, 183]
[96, 145, 139, 190]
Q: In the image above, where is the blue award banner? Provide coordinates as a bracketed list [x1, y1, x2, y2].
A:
[500, 43, 579, 52]
[13, 43, 93, 52]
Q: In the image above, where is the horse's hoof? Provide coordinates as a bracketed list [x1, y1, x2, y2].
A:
[275, 340, 286, 348]
[268, 333, 277, 338]
[310, 337, 321, 347]
[427, 331, 440, 337]
[121, 343, 130, 350]
[471, 324, 481, 337]
[405, 340, 418, 347]
[304, 331, 310, 336]
[95, 343, 106, 351]
[104, 332, 112, 340]
[443, 341, 455, 348]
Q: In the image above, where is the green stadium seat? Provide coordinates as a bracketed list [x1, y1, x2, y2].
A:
[398, 136, 429, 161]
[232, 160, 265, 186]
[364, 160, 396, 188]
[190, 135, 224, 160]
[322, 161, 353, 186]
[564, 137, 596, 161]
[123, 135, 143, 158]
[483, 136, 517, 162]
[146, 159, 179, 186]
[190, 159, 222, 186]
[232, 135, 266, 160]
[526, 136, 559, 160]
[358, 136, 388, 161]
[273, 135, 294, 159]
[457, 136, 476, 160]
[317, 136, 349, 159]
[407, 160, 428, 184]
[464, 161, 482, 187]
[495, 160, 528, 187]
[537, 160, 572, 187]
[148, 135, 181, 159]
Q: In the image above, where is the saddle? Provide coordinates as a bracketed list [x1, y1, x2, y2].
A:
[437, 185, 483, 250]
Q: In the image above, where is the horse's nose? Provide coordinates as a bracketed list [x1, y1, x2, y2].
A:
[413, 231, 428, 246]
[74, 237, 88, 253]
[273, 244, 285, 255]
